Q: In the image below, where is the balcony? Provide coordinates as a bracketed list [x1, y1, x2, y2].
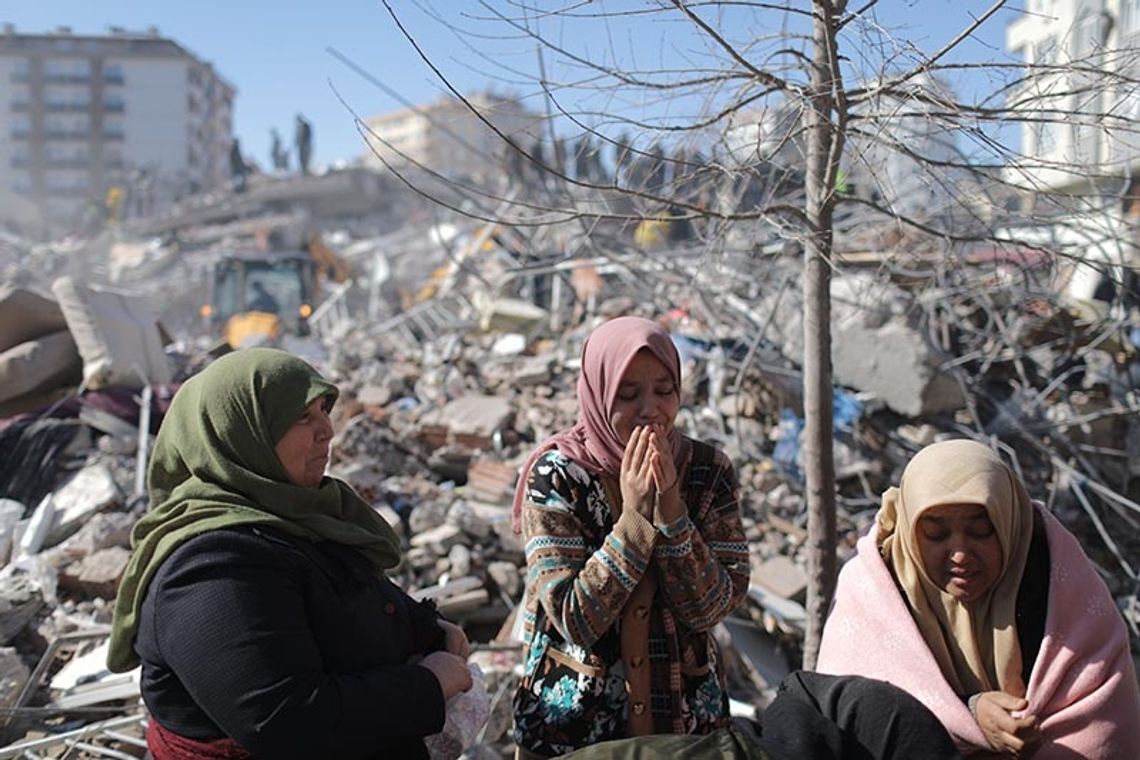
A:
[102, 72, 124, 85]
[10, 129, 31, 140]
[10, 157, 31, 169]
[44, 73, 91, 84]
[45, 129, 91, 141]
[44, 157, 91, 169]
[10, 102, 30, 113]
[9, 71, 30, 83]
[102, 129, 125, 141]
[44, 102, 92, 113]
[102, 101, 125, 113]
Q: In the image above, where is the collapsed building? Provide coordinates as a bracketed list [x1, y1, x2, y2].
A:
[0, 169, 1138, 757]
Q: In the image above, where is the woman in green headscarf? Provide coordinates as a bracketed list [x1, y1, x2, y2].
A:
[108, 348, 472, 760]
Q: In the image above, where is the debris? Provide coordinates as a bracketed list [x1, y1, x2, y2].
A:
[58, 546, 132, 600]
[2, 153, 1139, 758]
[0, 647, 29, 709]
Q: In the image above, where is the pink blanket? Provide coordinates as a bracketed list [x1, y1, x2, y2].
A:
[817, 506, 1140, 758]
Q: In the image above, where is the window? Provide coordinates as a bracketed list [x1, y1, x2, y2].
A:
[1125, 0, 1140, 36]
[1033, 119, 1058, 156]
[10, 58, 30, 82]
[10, 171, 32, 192]
[103, 117, 124, 140]
[1033, 36, 1057, 67]
[10, 114, 31, 138]
[1072, 7, 1109, 60]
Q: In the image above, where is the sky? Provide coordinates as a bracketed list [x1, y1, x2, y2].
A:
[1, 1, 1027, 169]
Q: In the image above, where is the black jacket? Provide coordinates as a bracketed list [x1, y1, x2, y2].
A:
[135, 525, 447, 759]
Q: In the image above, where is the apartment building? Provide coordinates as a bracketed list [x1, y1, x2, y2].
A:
[0, 25, 234, 229]
[1006, 0, 1140, 192]
[361, 92, 543, 182]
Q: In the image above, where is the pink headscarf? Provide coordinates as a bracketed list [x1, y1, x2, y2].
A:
[511, 316, 683, 533]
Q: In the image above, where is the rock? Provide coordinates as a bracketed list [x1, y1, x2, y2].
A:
[448, 544, 472, 577]
[435, 588, 491, 617]
[0, 646, 29, 709]
[512, 355, 554, 386]
[59, 546, 132, 600]
[46, 464, 122, 548]
[356, 382, 392, 408]
[487, 561, 521, 599]
[751, 555, 808, 603]
[409, 524, 465, 554]
[0, 576, 44, 645]
[490, 333, 527, 356]
[408, 499, 450, 535]
[465, 459, 519, 504]
[57, 512, 133, 555]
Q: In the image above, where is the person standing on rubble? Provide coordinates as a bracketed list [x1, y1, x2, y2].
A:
[107, 348, 472, 760]
[817, 439, 1140, 758]
[510, 316, 750, 758]
[270, 127, 289, 172]
[229, 137, 249, 193]
[295, 113, 313, 175]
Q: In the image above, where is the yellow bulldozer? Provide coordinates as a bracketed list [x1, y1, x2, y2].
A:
[200, 233, 351, 349]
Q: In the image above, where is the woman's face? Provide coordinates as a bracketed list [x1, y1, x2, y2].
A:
[274, 397, 334, 488]
[915, 503, 1003, 604]
[609, 349, 680, 445]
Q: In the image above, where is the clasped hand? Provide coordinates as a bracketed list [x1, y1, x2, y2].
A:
[975, 690, 1041, 757]
[619, 425, 678, 520]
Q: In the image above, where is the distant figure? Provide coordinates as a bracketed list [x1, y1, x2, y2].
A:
[229, 138, 248, 193]
[295, 114, 313, 175]
[247, 281, 280, 314]
[270, 129, 289, 172]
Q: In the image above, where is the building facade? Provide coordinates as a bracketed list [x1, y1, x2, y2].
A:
[0, 25, 234, 230]
[1006, 0, 1140, 193]
[361, 92, 543, 183]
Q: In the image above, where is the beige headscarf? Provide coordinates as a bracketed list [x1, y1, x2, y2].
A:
[876, 439, 1033, 697]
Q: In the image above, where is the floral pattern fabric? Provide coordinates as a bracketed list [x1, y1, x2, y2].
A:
[513, 439, 750, 756]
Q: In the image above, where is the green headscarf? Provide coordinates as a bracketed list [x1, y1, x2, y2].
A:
[108, 348, 402, 673]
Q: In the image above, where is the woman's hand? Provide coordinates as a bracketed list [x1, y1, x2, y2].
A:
[439, 619, 470, 660]
[647, 426, 684, 524]
[419, 651, 473, 700]
[619, 426, 656, 520]
[974, 691, 1041, 756]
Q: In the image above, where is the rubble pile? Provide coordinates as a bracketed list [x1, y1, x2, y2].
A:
[0, 187, 1137, 756]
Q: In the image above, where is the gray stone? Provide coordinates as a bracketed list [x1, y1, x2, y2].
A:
[448, 544, 472, 578]
[512, 355, 554, 386]
[487, 561, 521, 599]
[46, 464, 122, 547]
[409, 523, 465, 554]
[763, 272, 965, 417]
[751, 554, 807, 602]
[0, 575, 43, 645]
[0, 646, 29, 709]
[356, 383, 392, 408]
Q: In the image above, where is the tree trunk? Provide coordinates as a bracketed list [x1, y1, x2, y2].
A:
[801, 0, 840, 671]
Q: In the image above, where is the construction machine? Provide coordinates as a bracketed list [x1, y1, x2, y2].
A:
[200, 233, 352, 349]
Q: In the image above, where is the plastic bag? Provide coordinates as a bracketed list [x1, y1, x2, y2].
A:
[424, 662, 490, 760]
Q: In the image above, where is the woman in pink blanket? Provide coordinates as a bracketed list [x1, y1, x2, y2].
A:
[818, 439, 1140, 758]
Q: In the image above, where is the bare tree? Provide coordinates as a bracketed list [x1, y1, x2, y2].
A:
[360, 0, 1140, 666]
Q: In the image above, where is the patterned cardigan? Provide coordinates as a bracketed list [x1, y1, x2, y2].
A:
[512, 437, 750, 757]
